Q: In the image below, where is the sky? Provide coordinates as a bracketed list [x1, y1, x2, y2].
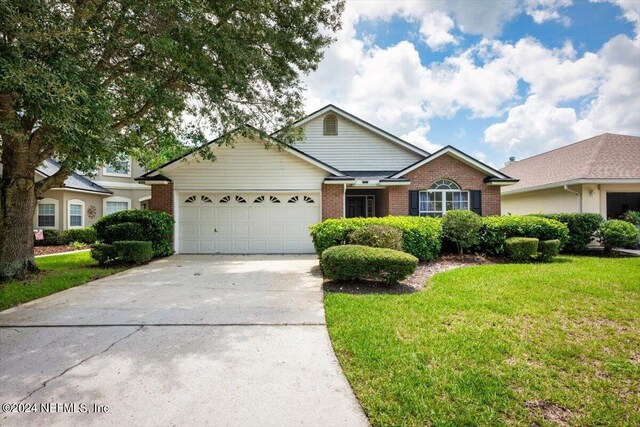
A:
[302, 0, 640, 168]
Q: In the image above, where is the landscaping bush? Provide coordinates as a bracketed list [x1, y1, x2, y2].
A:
[90, 243, 118, 265]
[597, 220, 639, 253]
[114, 241, 153, 265]
[321, 245, 418, 285]
[34, 229, 65, 246]
[505, 237, 539, 262]
[61, 227, 97, 245]
[94, 210, 174, 257]
[348, 225, 403, 251]
[103, 222, 146, 243]
[442, 210, 482, 256]
[621, 210, 640, 225]
[538, 239, 561, 262]
[532, 213, 602, 253]
[310, 216, 441, 261]
[477, 215, 569, 256]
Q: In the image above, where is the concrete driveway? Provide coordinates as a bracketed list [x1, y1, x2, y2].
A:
[0, 255, 369, 427]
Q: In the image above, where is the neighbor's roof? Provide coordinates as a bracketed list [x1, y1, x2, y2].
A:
[500, 133, 640, 194]
[37, 159, 112, 195]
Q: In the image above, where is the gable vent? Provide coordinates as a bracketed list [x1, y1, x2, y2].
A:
[323, 114, 338, 135]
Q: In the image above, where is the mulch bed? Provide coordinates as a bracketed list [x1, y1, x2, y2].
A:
[34, 245, 89, 256]
[323, 254, 497, 295]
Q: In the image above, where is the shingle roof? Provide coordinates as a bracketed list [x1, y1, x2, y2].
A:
[37, 159, 112, 195]
[500, 133, 640, 193]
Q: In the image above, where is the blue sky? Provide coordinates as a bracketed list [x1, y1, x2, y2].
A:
[303, 0, 640, 168]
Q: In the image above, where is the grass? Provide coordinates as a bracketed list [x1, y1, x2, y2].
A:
[0, 251, 127, 311]
[324, 256, 640, 426]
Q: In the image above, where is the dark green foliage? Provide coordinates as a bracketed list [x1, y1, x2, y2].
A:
[94, 210, 174, 257]
[538, 239, 561, 262]
[505, 237, 539, 262]
[321, 245, 418, 285]
[103, 222, 146, 244]
[90, 243, 118, 265]
[61, 227, 97, 245]
[348, 225, 403, 251]
[597, 220, 639, 253]
[310, 216, 441, 261]
[34, 229, 65, 246]
[622, 210, 640, 225]
[442, 210, 482, 256]
[532, 213, 602, 253]
[477, 216, 569, 255]
[114, 241, 153, 265]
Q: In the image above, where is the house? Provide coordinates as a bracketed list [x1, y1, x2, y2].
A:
[136, 105, 517, 254]
[500, 133, 640, 219]
[32, 158, 150, 231]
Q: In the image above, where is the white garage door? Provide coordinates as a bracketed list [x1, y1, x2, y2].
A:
[178, 192, 321, 254]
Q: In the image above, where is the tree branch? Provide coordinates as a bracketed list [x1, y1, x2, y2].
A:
[35, 165, 70, 197]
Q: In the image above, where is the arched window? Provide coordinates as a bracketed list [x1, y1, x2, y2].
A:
[323, 114, 338, 135]
[419, 179, 468, 217]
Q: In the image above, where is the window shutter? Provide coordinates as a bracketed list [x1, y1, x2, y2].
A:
[470, 190, 482, 215]
[409, 190, 419, 216]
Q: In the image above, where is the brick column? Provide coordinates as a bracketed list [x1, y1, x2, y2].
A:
[483, 186, 501, 216]
[387, 187, 409, 216]
[322, 184, 343, 220]
[150, 183, 174, 216]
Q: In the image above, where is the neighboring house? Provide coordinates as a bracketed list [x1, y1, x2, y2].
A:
[136, 105, 517, 254]
[500, 133, 640, 219]
[32, 157, 150, 231]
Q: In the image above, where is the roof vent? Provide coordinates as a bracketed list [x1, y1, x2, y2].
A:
[505, 156, 516, 166]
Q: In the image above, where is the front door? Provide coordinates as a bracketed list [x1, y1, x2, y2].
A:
[346, 196, 366, 218]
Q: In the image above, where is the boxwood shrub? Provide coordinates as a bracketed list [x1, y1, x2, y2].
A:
[532, 213, 602, 253]
[103, 222, 146, 243]
[538, 239, 561, 262]
[348, 225, 403, 251]
[321, 245, 418, 285]
[597, 220, 639, 253]
[477, 215, 569, 256]
[94, 210, 174, 257]
[61, 227, 98, 245]
[114, 241, 153, 265]
[91, 243, 118, 265]
[505, 237, 539, 262]
[310, 216, 441, 261]
[34, 229, 65, 246]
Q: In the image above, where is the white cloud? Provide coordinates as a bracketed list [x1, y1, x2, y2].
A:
[472, 151, 498, 168]
[419, 11, 458, 50]
[592, 0, 640, 38]
[524, 0, 573, 25]
[401, 126, 443, 153]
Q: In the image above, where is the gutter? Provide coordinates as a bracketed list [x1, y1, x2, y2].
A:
[563, 185, 582, 213]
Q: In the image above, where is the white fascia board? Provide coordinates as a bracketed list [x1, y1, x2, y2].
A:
[391, 148, 510, 179]
[502, 178, 640, 195]
[49, 188, 110, 196]
[93, 180, 150, 190]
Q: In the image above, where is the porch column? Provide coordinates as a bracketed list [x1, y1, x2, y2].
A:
[322, 183, 343, 220]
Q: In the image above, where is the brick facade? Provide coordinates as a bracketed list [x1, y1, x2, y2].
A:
[322, 183, 343, 220]
[150, 183, 174, 215]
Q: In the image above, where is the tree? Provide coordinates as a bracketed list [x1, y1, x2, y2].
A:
[0, 0, 343, 278]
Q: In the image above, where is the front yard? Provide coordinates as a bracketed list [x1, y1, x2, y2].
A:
[325, 256, 640, 426]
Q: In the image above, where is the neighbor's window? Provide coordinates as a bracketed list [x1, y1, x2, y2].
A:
[104, 158, 130, 175]
[38, 203, 55, 227]
[419, 179, 469, 217]
[69, 204, 83, 227]
[105, 201, 129, 214]
[323, 114, 338, 135]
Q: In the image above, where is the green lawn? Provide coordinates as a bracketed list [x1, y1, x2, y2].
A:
[325, 256, 640, 426]
[0, 251, 127, 311]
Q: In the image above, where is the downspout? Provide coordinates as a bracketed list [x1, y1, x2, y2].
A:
[563, 185, 581, 213]
[343, 183, 346, 217]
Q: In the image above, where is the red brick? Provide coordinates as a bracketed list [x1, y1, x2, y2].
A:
[322, 183, 343, 220]
[150, 183, 174, 215]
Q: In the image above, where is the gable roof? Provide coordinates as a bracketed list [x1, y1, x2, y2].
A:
[36, 159, 112, 195]
[389, 145, 517, 183]
[138, 125, 345, 179]
[500, 133, 640, 194]
[280, 104, 431, 158]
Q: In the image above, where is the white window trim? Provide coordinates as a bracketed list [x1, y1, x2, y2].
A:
[419, 189, 470, 216]
[103, 196, 131, 215]
[67, 199, 86, 228]
[36, 198, 59, 230]
[103, 157, 132, 177]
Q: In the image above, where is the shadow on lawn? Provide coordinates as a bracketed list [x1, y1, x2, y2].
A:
[323, 280, 419, 295]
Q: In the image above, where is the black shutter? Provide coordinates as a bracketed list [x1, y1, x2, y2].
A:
[409, 190, 419, 216]
[470, 190, 482, 215]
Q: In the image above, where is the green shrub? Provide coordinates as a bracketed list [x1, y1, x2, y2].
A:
[94, 210, 174, 257]
[597, 220, 639, 253]
[442, 210, 482, 256]
[505, 237, 539, 262]
[538, 239, 561, 262]
[532, 213, 602, 253]
[348, 225, 403, 251]
[34, 229, 65, 246]
[622, 210, 640, 225]
[61, 227, 97, 244]
[69, 241, 86, 251]
[310, 216, 441, 261]
[103, 222, 146, 243]
[90, 243, 118, 265]
[478, 215, 569, 255]
[114, 241, 153, 265]
[321, 245, 418, 285]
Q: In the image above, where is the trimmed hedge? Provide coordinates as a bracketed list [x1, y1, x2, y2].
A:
[310, 216, 441, 261]
[114, 241, 153, 265]
[538, 239, 560, 262]
[505, 237, 539, 262]
[103, 222, 146, 243]
[62, 227, 97, 245]
[348, 225, 403, 251]
[597, 220, 639, 253]
[34, 229, 65, 246]
[442, 210, 482, 256]
[91, 243, 118, 265]
[321, 245, 418, 285]
[477, 215, 569, 255]
[532, 213, 602, 253]
[94, 210, 174, 257]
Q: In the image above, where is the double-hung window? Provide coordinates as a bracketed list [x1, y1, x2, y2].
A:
[419, 179, 469, 217]
[38, 204, 56, 227]
[105, 201, 129, 215]
[104, 157, 131, 176]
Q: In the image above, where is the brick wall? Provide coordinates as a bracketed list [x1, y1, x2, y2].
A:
[150, 183, 174, 215]
[322, 183, 343, 220]
[387, 186, 409, 216]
